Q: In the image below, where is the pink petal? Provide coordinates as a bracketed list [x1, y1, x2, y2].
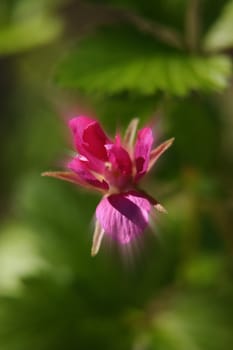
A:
[107, 144, 132, 174]
[68, 157, 109, 191]
[42, 171, 104, 192]
[96, 191, 151, 244]
[69, 116, 112, 161]
[69, 116, 92, 153]
[134, 127, 154, 182]
[105, 144, 132, 189]
[114, 133, 122, 146]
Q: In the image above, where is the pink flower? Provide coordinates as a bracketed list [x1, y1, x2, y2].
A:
[42, 117, 174, 256]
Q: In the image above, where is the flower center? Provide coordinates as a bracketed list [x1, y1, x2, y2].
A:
[103, 160, 133, 193]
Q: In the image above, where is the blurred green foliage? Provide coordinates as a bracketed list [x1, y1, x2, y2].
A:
[0, 0, 233, 349]
[55, 27, 231, 96]
[0, 0, 63, 54]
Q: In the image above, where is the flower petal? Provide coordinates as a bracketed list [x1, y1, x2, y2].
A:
[96, 191, 151, 244]
[68, 157, 109, 191]
[69, 116, 111, 161]
[69, 116, 92, 153]
[124, 118, 139, 150]
[106, 144, 132, 174]
[134, 127, 154, 181]
[42, 171, 108, 192]
[148, 137, 175, 171]
[42, 171, 84, 184]
[138, 189, 168, 214]
[91, 220, 105, 256]
[104, 144, 132, 189]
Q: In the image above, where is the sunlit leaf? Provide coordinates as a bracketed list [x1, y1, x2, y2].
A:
[0, 15, 62, 55]
[55, 28, 231, 96]
[0, 223, 45, 293]
[136, 290, 233, 350]
[203, 0, 233, 51]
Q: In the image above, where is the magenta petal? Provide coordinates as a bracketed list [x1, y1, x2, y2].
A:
[83, 123, 111, 161]
[107, 144, 132, 175]
[69, 116, 93, 151]
[134, 127, 154, 181]
[68, 157, 109, 191]
[105, 144, 132, 188]
[69, 116, 111, 161]
[96, 191, 151, 244]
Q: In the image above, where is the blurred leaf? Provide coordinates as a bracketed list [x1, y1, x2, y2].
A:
[55, 27, 231, 96]
[201, 0, 229, 33]
[137, 289, 233, 350]
[203, 0, 233, 51]
[0, 0, 63, 55]
[181, 254, 225, 287]
[0, 14, 62, 55]
[0, 276, 133, 350]
[0, 223, 45, 294]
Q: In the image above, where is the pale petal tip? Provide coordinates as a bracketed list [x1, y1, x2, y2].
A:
[91, 221, 105, 257]
[41, 171, 51, 177]
[41, 171, 65, 178]
[168, 137, 175, 145]
[124, 118, 139, 148]
[91, 243, 101, 257]
[91, 248, 98, 257]
[154, 203, 168, 214]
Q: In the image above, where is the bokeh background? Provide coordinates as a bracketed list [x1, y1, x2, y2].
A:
[1, 0, 233, 349]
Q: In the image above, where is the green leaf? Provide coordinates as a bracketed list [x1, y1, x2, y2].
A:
[138, 290, 233, 350]
[0, 223, 43, 294]
[203, 0, 233, 51]
[195, 0, 228, 34]
[0, 10, 63, 55]
[55, 28, 232, 96]
[181, 254, 225, 287]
